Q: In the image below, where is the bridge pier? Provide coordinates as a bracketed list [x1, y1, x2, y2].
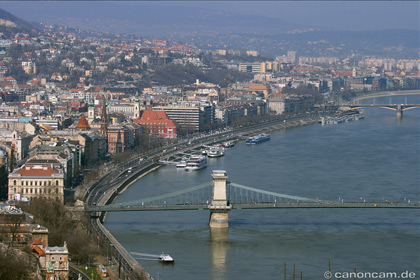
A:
[396, 105, 403, 119]
[209, 170, 231, 228]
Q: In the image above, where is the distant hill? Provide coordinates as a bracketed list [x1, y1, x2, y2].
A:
[0, 8, 39, 37]
[0, 2, 310, 36]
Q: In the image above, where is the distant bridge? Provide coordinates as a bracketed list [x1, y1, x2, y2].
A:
[346, 104, 420, 119]
[85, 171, 420, 228]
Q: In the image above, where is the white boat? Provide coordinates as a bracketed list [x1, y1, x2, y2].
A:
[185, 155, 207, 171]
[176, 158, 188, 168]
[222, 142, 234, 148]
[159, 253, 174, 263]
[207, 146, 224, 158]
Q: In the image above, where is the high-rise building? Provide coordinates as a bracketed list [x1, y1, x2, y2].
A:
[287, 51, 297, 64]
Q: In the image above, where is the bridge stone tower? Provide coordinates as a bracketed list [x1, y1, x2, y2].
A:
[209, 170, 231, 228]
[396, 104, 403, 120]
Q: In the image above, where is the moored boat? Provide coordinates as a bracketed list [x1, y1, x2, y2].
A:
[185, 155, 207, 171]
[207, 146, 224, 157]
[222, 142, 234, 148]
[246, 134, 271, 144]
[176, 157, 188, 168]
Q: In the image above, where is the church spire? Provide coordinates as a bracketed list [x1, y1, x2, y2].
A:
[133, 91, 141, 119]
[88, 93, 95, 123]
[88, 92, 94, 107]
[100, 94, 108, 135]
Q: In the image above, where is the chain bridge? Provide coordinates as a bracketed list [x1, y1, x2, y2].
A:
[346, 104, 420, 119]
[86, 170, 420, 228]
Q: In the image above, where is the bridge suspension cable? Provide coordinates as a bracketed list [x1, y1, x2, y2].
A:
[117, 181, 213, 207]
[229, 183, 319, 203]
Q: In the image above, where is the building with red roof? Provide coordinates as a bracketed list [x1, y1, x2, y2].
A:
[75, 116, 91, 130]
[8, 165, 65, 203]
[134, 110, 178, 138]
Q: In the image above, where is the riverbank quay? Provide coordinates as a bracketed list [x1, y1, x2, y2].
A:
[83, 162, 159, 280]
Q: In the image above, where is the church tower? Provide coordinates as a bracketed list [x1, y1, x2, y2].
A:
[133, 91, 141, 119]
[88, 93, 95, 123]
[100, 94, 108, 136]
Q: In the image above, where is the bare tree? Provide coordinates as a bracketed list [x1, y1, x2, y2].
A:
[2, 213, 25, 247]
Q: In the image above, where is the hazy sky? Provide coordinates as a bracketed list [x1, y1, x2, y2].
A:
[163, 1, 420, 31]
[1, 1, 419, 31]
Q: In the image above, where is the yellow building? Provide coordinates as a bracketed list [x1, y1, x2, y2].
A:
[8, 165, 65, 203]
[239, 61, 279, 73]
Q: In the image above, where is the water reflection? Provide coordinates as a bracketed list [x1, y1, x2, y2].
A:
[210, 227, 229, 280]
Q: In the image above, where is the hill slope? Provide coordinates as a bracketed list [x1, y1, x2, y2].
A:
[0, 8, 39, 37]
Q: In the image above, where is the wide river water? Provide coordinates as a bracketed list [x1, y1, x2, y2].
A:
[105, 94, 420, 280]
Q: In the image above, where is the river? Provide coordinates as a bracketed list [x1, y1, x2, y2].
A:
[104, 94, 420, 280]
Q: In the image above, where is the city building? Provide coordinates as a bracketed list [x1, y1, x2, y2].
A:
[239, 62, 279, 73]
[8, 164, 65, 203]
[133, 110, 178, 138]
[154, 103, 214, 132]
[44, 242, 69, 280]
[106, 124, 137, 153]
[268, 96, 314, 115]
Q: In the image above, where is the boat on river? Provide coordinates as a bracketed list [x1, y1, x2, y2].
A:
[222, 142, 234, 148]
[207, 146, 225, 157]
[159, 253, 174, 263]
[185, 155, 207, 171]
[176, 157, 188, 168]
[246, 134, 271, 144]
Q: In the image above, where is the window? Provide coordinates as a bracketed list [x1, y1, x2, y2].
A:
[13, 180, 16, 186]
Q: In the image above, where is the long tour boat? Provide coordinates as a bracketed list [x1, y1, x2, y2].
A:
[185, 155, 207, 171]
[245, 134, 271, 145]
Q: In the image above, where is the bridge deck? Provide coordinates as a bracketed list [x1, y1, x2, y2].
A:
[86, 202, 420, 212]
